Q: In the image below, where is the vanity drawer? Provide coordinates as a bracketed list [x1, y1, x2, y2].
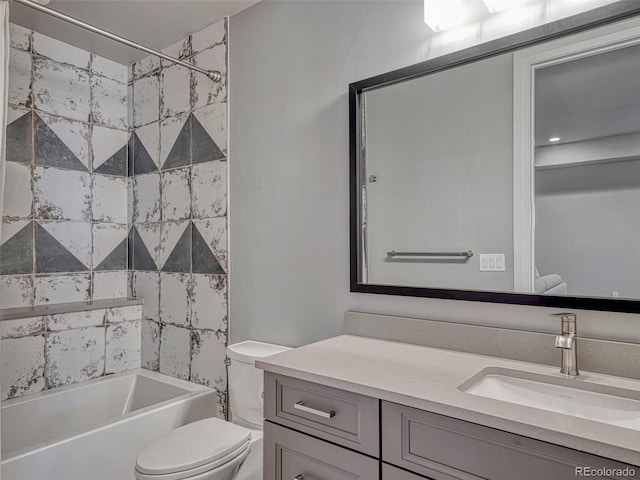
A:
[264, 372, 379, 456]
[264, 421, 379, 480]
[382, 401, 637, 480]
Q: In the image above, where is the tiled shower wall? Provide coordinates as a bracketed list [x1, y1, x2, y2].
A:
[1, 24, 129, 308]
[128, 19, 228, 415]
[1, 20, 229, 408]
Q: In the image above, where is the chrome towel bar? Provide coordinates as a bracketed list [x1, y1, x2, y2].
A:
[387, 250, 474, 258]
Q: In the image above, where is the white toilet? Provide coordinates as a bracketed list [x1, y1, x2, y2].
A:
[134, 341, 291, 480]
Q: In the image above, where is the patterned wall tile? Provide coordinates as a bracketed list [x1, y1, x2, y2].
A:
[161, 167, 191, 220]
[6, 107, 33, 163]
[92, 125, 128, 176]
[141, 320, 161, 371]
[3, 162, 33, 219]
[0, 275, 34, 308]
[34, 273, 91, 304]
[191, 21, 225, 55]
[34, 166, 91, 221]
[47, 310, 105, 331]
[91, 55, 128, 84]
[105, 304, 142, 323]
[1, 220, 34, 275]
[190, 329, 227, 390]
[133, 74, 159, 127]
[106, 321, 141, 374]
[192, 44, 226, 109]
[93, 174, 127, 223]
[192, 223, 224, 274]
[192, 217, 227, 272]
[191, 161, 226, 218]
[192, 103, 227, 159]
[160, 37, 192, 69]
[46, 326, 105, 388]
[33, 58, 91, 122]
[32, 32, 91, 69]
[159, 272, 191, 326]
[1, 317, 45, 339]
[131, 222, 161, 270]
[131, 122, 160, 175]
[161, 65, 191, 119]
[9, 24, 31, 51]
[160, 221, 191, 272]
[159, 324, 190, 380]
[132, 271, 160, 320]
[36, 221, 91, 272]
[132, 172, 161, 222]
[133, 55, 160, 80]
[93, 223, 128, 271]
[1, 335, 46, 400]
[93, 271, 128, 299]
[91, 75, 128, 130]
[8, 48, 31, 107]
[34, 113, 90, 171]
[191, 274, 227, 331]
[160, 114, 189, 170]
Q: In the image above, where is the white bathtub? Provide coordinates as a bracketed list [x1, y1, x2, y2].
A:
[1, 369, 216, 480]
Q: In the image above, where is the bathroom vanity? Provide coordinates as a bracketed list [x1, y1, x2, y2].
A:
[259, 333, 640, 480]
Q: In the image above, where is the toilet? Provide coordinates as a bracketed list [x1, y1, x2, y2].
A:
[134, 341, 291, 480]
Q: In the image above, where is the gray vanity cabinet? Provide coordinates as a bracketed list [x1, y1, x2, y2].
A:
[264, 372, 638, 480]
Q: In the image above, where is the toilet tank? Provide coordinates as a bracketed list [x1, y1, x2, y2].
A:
[226, 341, 291, 428]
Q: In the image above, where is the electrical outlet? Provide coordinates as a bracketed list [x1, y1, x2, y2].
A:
[479, 254, 506, 272]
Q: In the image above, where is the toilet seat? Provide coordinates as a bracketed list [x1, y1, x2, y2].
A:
[135, 418, 252, 480]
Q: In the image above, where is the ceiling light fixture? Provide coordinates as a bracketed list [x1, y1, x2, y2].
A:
[424, 0, 465, 32]
[548, 137, 561, 142]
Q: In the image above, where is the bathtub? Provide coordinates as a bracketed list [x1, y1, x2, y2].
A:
[1, 369, 216, 480]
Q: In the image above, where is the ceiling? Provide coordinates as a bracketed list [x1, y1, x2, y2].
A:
[9, 0, 261, 65]
[535, 42, 640, 147]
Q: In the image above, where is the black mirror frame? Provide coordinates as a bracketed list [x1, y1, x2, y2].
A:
[349, 1, 640, 314]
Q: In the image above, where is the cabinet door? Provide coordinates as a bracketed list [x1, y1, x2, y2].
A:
[383, 464, 432, 480]
[264, 421, 379, 480]
[382, 401, 637, 480]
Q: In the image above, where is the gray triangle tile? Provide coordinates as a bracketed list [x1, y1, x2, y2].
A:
[191, 114, 225, 164]
[131, 132, 158, 176]
[34, 114, 88, 172]
[0, 222, 34, 275]
[34, 223, 88, 273]
[192, 224, 224, 274]
[162, 223, 191, 273]
[162, 118, 190, 170]
[131, 226, 158, 271]
[96, 237, 128, 270]
[6, 111, 32, 163]
[95, 143, 127, 176]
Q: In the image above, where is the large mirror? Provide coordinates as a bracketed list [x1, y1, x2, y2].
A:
[349, 2, 640, 313]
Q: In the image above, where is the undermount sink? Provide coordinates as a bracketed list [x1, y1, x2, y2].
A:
[460, 368, 640, 431]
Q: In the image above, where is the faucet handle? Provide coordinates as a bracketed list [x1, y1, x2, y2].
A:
[550, 312, 577, 334]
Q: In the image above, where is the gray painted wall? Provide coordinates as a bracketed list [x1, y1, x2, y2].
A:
[535, 159, 640, 299]
[229, 0, 640, 347]
[365, 52, 513, 290]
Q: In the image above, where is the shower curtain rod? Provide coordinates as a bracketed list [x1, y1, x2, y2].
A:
[11, 0, 222, 82]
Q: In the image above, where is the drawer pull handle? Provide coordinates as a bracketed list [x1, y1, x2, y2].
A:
[294, 401, 336, 419]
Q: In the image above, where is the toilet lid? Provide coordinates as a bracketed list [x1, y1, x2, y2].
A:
[135, 418, 251, 475]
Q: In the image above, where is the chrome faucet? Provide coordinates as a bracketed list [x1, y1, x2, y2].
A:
[552, 313, 579, 377]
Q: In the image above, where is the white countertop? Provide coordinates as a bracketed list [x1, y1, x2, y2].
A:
[256, 334, 640, 466]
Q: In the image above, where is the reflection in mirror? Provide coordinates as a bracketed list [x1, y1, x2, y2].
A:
[352, 8, 640, 310]
[534, 43, 640, 298]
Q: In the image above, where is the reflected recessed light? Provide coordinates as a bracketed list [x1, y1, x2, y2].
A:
[424, 0, 465, 32]
[548, 137, 561, 142]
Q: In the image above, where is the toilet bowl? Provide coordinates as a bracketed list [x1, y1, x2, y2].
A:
[134, 341, 291, 480]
